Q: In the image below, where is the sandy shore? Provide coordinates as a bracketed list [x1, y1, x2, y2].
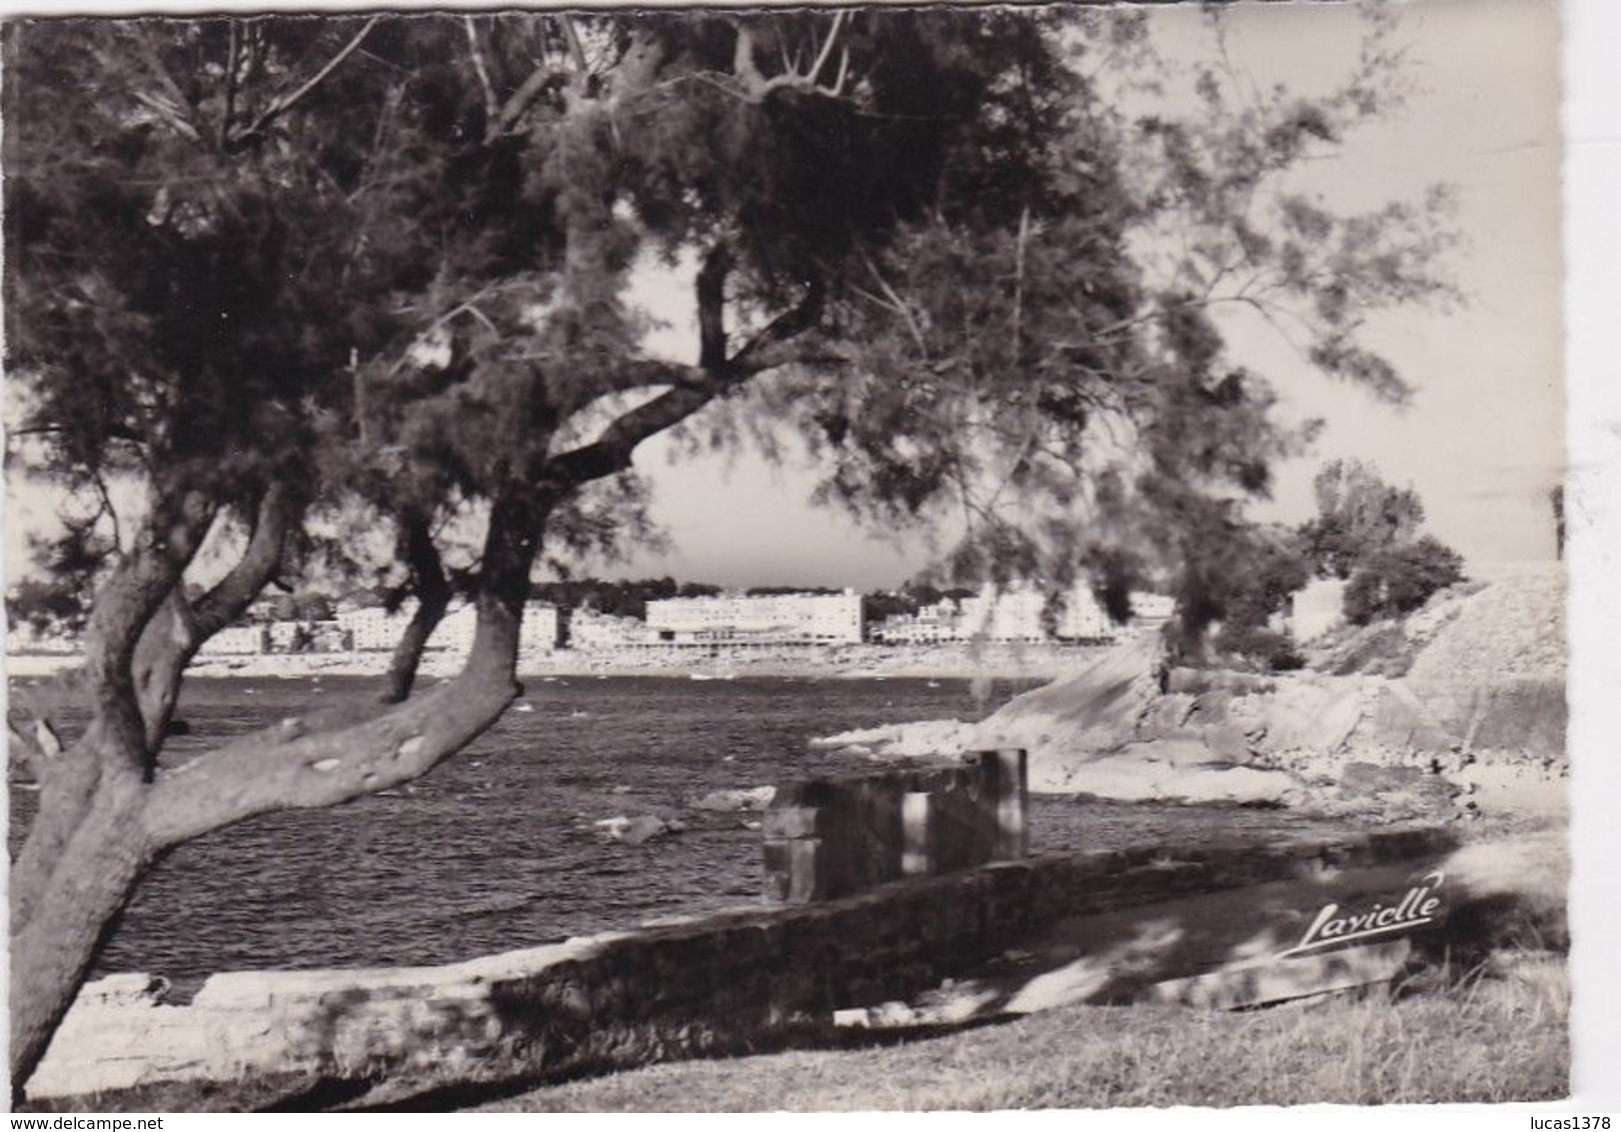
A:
[7, 642, 1111, 683]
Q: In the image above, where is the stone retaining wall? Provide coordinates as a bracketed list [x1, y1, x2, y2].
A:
[27, 827, 1454, 1110]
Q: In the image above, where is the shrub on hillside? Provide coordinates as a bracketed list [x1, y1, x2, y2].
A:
[1344, 536, 1467, 625]
[1212, 623, 1307, 672]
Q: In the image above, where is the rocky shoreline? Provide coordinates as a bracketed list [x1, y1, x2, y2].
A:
[814, 573, 1568, 825]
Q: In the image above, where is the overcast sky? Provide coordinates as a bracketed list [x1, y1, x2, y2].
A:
[606, 0, 1565, 589]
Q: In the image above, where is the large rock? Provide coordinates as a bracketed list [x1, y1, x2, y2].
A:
[1406, 570, 1565, 684]
[1028, 751, 1302, 806]
[1331, 761, 1460, 821]
[593, 815, 682, 844]
[977, 634, 1166, 753]
[810, 573, 1565, 819]
[691, 786, 777, 812]
[1397, 677, 1567, 757]
[972, 639, 1309, 804]
[809, 718, 980, 759]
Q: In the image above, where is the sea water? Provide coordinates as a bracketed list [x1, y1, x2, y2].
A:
[8, 675, 1346, 986]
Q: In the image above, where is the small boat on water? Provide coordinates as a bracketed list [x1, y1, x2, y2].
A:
[689, 671, 737, 682]
[514, 702, 535, 713]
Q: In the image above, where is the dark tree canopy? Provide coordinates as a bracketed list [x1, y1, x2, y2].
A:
[526, 576, 722, 622]
[1341, 534, 1467, 625]
[2, 8, 1457, 1091]
[1296, 459, 1466, 625]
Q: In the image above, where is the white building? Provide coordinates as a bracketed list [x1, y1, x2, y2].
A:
[1056, 588, 1114, 640]
[518, 602, 561, 655]
[264, 620, 347, 653]
[959, 587, 1047, 643]
[1129, 592, 1176, 622]
[335, 598, 558, 656]
[197, 624, 267, 656]
[434, 605, 478, 656]
[873, 583, 1116, 645]
[1284, 578, 1344, 642]
[959, 584, 1115, 643]
[870, 599, 961, 645]
[335, 602, 415, 652]
[265, 620, 303, 653]
[569, 607, 660, 651]
[645, 590, 863, 645]
[417, 601, 559, 658]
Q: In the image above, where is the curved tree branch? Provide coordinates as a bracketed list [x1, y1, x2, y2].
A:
[379, 511, 453, 705]
[142, 481, 554, 849]
[141, 669, 514, 850]
[558, 13, 590, 81]
[463, 17, 499, 126]
[729, 13, 854, 103]
[231, 17, 379, 149]
[546, 279, 828, 486]
[696, 242, 733, 370]
[11, 483, 218, 949]
[80, 485, 218, 768]
[547, 282, 829, 486]
[132, 483, 298, 755]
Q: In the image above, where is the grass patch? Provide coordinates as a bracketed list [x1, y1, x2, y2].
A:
[480, 957, 1568, 1111]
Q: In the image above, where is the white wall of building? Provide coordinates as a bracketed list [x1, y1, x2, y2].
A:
[1286, 578, 1346, 643]
[197, 625, 267, 656]
[335, 604, 415, 652]
[335, 599, 557, 657]
[569, 608, 659, 650]
[958, 588, 1047, 642]
[1057, 588, 1113, 639]
[873, 584, 1116, 644]
[431, 605, 478, 656]
[1129, 592, 1176, 622]
[518, 603, 561, 655]
[645, 591, 863, 644]
[871, 599, 961, 644]
[960, 585, 1115, 643]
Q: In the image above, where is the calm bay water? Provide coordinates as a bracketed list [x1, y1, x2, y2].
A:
[10, 675, 1348, 986]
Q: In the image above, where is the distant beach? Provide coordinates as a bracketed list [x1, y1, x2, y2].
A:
[6, 642, 1114, 683]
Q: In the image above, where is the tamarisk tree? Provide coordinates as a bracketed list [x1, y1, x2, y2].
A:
[2, 9, 1454, 1089]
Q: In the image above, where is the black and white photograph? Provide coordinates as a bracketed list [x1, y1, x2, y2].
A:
[2, 0, 1602, 1117]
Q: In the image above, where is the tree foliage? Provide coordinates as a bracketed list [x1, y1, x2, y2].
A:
[527, 576, 721, 622]
[1299, 457, 1426, 579]
[2, 8, 1457, 1090]
[1341, 534, 1466, 625]
[1295, 459, 1465, 625]
[1158, 512, 1311, 668]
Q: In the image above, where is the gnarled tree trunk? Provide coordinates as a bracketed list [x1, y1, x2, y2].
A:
[8, 486, 550, 1096]
[9, 757, 154, 1099]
